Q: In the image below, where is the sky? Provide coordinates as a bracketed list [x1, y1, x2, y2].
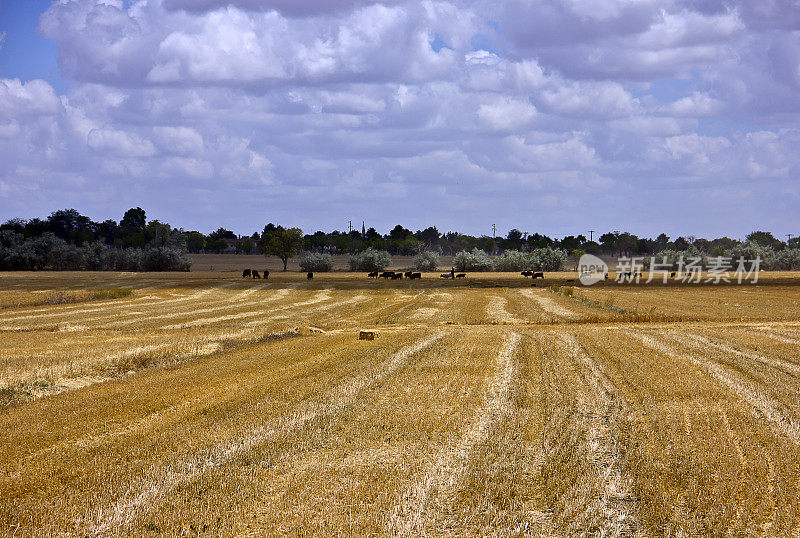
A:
[0, 0, 799, 239]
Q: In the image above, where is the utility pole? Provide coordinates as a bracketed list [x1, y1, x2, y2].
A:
[492, 223, 496, 239]
[589, 230, 595, 242]
[349, 220, 352, 233]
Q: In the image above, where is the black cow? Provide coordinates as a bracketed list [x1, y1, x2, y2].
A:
[670, 271, 676, 277]
[242, 269, 251, 278]
[391, 273, 402, 279]
[409, 272, 421, 279]
[404, 271, 414, 278]
[532, 272, 544, 279]
[307, 272, 313, 279]
[440, 273, 452, 279]
[263, 270, 269, 279]
[521, 271, 532, 277]
[456, 273, 466, 278]
[368, 271, 379, 278]
[379, 271, 394, 279]
[252, 270, 260, 279]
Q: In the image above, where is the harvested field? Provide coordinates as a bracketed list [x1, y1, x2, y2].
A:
[2, 270, 800, 535]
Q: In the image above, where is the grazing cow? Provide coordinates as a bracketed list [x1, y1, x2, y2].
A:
[263, 270, 269, 279]
[368, 271, 379, 278]
[409, 272, 421, 279]
[391, 273, 402, 279]
[379, 271, 394, 279]
[252, 270, 260, 279]
[404, 271, 413, 278]
[456, 273, 466, 279]
[521, 271, 533, 277]
[242, 269, 251, 278]
[307, 272, 313, 279]
[440, 273, 452, 278]
[532, 272, 544, 279]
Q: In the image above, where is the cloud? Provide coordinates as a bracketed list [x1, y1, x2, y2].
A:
[161, 0, 405, 17]
[538, 81, 636, 118]
[663, 91, 724, 116]
[1, 0, 798, 236]
[0, 79, 62, 118]
[152, 126, 204, 155]
[87, 127, 157, 157]
[477, 98, 536, 131]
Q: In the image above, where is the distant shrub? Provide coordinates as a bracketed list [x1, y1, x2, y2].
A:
[453, 248, 493, 272]
[528, 247, 567, 272]
[349, 248, 391, 271]
[775, 248, 800, 270]
[0, 231, 191, 272]
[413, 251, 439, 271]
[142, 247, 192, 271]
[493, 250, 527, 271]
[725, 241, 776, 270]
[300, 252, 334, 272]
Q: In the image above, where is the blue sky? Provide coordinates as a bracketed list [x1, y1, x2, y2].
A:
[0, 0, 67, 92]
[0, 1, 799, 239]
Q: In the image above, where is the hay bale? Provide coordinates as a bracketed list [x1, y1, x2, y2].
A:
[359, 330, 377, 340]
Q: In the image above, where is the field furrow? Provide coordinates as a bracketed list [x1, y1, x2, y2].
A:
[390, 331, 524, 535]
[3, 272, 800, 535]
[519, 289, 580, 321]
[632, 331, 800, 446]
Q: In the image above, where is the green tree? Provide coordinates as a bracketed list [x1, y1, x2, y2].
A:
[415, 226, 440, 248]
[120, 207, 146, 231]
[209, 227, 236, 241]
[185, 231, 206, 253]
[261, 226, 303, 271]
[746, 230, 784, 250]
[119, 207, 147, 248]
[241, 237, 255, 254]
[47, 208, 93, 245]
[599, 232, 617, 254]
[389, 224, 413, 240]
[673, 237, 690, 251]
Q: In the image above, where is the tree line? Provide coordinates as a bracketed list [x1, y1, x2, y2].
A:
[0, 208, 190, 271]
[1, 208, 799, 271]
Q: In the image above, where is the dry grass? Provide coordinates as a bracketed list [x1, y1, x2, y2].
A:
[1, 270, 800, 534]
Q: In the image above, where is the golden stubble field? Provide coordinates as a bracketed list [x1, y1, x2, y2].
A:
[1, 269, 800, 536]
